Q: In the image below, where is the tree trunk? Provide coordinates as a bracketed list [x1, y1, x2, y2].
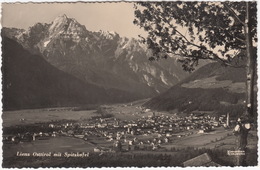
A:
[236, 2, 256, 166]
[244, 2, 256, 118]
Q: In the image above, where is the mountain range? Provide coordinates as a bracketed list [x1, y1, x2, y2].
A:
[2, 37, 149, 110]
[3, 14, 253, 115]
[2, 14, 188, 98]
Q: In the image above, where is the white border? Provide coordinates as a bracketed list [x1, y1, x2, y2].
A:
[0, 0, 259, 169]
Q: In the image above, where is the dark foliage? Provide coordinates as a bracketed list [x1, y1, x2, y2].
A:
[134, 1, 257, 71]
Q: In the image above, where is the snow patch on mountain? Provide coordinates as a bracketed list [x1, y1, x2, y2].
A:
[143, 74, 153, 87]
[122, 43, 128, 49]
[129, 62, 139, 73]
[160, 71, 169, 85]
[97, 30, 119, 40]
[144, 65, 157, 77]
[44, 40, 51, 47]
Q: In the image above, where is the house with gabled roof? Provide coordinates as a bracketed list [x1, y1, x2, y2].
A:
[183, 153, 221, 167]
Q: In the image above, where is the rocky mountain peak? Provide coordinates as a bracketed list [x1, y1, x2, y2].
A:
[96, 30, 119, 40]
[26, 23, 49, 36]
[60, 14, 68, 19]
[49, 14, 88, 37]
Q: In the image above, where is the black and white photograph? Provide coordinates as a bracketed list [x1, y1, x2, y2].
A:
[1, 0, 258, 167]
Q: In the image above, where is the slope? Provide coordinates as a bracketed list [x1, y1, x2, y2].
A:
[143, 62, 256, 117]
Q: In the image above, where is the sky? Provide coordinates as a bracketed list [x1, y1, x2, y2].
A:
[1, 2, 147, 38]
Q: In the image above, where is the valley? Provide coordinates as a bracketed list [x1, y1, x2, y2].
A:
[2, 100, 258, 167]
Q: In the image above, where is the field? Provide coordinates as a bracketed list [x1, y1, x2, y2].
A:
[163, 128, 257, 150]
[2, 99, 151, 127]
[102, 100, 177, 121]
[2, 108, 99, 127]
[181, 76, 245, 93]
[170, 128, 232, 147]
[3, 136, 95, 158]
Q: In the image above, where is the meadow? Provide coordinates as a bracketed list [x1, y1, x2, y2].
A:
[4, 136, 94, 154]
[2, 108, 98, 127]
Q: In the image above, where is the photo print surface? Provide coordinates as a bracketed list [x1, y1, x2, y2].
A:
[1, 1, 258, 167]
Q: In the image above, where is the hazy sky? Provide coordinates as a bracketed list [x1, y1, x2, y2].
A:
[1, 2, 146, 38]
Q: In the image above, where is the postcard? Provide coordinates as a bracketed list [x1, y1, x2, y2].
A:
[1, 0, 258, 167]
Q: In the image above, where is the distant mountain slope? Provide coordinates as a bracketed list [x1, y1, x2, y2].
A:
[144, 62, 256, 116]
[2, 37, 142, 110]
[2, 14, 189, 98]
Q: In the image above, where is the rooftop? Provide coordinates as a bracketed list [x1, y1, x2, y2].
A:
[183, 153, 221, 167]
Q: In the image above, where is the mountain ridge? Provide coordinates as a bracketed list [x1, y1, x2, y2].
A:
[2, 14, 189, 98]
[143, 61, 257, 117]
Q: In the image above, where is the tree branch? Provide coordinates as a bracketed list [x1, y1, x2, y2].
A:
[222, 63, 247, 68]
[235, 36, 246, 43]
[150, 4, 245, 67]
[223, 2, 246, 26]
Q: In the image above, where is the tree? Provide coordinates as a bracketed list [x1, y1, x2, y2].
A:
[134, 1, 257, 166]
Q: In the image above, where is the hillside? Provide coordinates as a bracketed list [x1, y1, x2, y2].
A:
[144, 62, 257, 117]
[2, 37, 143, 110]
